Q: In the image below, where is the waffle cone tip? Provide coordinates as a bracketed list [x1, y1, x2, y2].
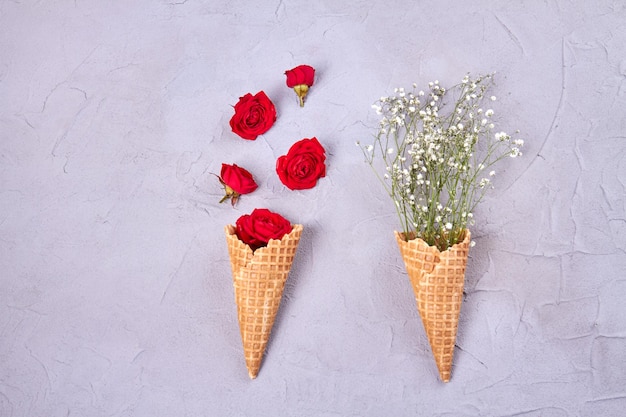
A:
[437, 363, 451, 383]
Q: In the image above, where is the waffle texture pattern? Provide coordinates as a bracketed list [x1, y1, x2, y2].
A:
[225, 224, 303, 379]
[395, 230, 471, 382]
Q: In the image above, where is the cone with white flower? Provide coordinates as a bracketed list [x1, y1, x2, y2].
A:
[360, 73, 523, 382]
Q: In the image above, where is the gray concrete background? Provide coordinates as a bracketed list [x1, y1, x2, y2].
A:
[1, 1, 625, 416]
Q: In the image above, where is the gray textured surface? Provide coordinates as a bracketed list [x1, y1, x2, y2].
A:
[1, 1, 625, 416]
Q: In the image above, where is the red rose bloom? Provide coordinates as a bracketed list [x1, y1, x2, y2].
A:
[276, 137, 326, 190]
[284, 65, 315, 107]
[285, 65, 315, 88]
[218, 163, 258, 206]
[229, 91, 277, 140]
[235, 208, 293, 250]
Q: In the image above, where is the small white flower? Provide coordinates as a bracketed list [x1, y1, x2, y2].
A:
[495, 131, 508, 141]
[470, 240, 476, 247]
[490, 96, 496, 101]
[387, 148, 394, 154]
[514, 139, 524, 146]
[445, 222, 453, 230]
[366, 145, 374, 152]
[485, 109, 494, 117]
[489, 170, 496, 176]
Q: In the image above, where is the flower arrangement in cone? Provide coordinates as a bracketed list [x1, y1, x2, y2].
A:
[360, 73, 523, 382]
[224, 209, 303, 379]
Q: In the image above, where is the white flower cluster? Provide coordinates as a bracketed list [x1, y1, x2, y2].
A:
[360, 73, 523, 250]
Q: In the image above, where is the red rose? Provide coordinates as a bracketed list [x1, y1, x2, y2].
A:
[276, 137, 326, 190]
[235, 208, 293, 250]
[284, 65, 315, 107]
[218, 163, 258, 206]
[285, 65, 315, 88]
[229, 91, 277, 140]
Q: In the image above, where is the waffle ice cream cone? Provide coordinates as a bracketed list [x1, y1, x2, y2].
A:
[224, 224, 303, 379]
[395, 230, 471, 382]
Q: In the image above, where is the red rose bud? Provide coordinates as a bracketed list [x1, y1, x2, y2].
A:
[284, 65, 315, 107]
[235, 208, 293, 251]
[276, 137, 326, 190]
[218, 163, 258, 206]
[229, 91, 277, 140]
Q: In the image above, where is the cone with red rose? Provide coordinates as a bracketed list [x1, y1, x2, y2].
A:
[224, 209, 303, 379]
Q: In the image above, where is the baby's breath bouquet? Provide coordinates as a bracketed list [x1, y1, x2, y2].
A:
[360, 73, 523, 251]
